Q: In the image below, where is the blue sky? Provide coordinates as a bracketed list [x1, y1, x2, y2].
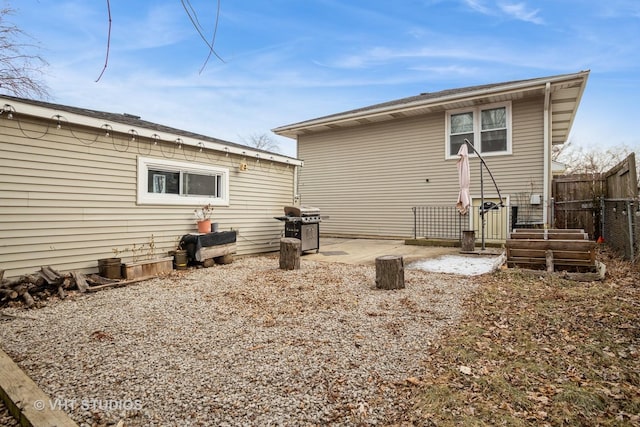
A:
[6, 0, 640, 158]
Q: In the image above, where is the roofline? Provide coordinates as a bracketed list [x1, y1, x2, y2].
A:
[0, 96, 303, 166]
[561, 71, 589, 145]
[272, 70, 590, 138]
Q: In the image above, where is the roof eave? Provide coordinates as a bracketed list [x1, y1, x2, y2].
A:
[1, 97, 303, 166]
[273, 70, 590, 139]
[553, 71, 589, 145]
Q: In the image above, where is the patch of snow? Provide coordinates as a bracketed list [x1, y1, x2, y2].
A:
[407, 253, 504, 276]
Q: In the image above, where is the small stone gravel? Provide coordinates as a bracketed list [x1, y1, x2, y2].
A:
[0, 401, 19, 427]
[0, 255, 475, 426]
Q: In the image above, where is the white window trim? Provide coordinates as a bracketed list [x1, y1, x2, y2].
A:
[445, 101, 512, 160]
[137, 156, 230, 206]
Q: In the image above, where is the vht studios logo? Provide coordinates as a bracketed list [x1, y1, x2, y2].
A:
[34, 398, 143, 411]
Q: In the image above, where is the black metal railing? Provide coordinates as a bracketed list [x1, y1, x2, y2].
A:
[412, 205, 510, 242]
[412, 206, 468, 240]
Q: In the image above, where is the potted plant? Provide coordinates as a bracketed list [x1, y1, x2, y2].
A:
[194, 203, 214, 233]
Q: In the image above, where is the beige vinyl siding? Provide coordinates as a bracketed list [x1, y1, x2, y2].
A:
[0, 117, 293, 278]
[297, 96, 546, 238]
[504, 96, 545, 224]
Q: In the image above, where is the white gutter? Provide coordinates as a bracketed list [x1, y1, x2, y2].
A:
[543, 81, 551, 226]
[1, 98, 303, 167]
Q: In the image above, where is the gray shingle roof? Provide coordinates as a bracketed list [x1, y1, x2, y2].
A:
[0, 94, 265, 154]
[273, 71, 590, 140]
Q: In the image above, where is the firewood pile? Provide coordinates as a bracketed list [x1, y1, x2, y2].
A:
[0, 266, 124, 309]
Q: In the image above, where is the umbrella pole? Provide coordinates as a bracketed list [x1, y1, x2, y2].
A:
[464, 138, 502, 252]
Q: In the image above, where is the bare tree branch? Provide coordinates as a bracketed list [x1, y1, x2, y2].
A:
[93, 1, 224, 81]
[95, 0, 112, 83]
[181, 0, 225, 68]
[555, 140, 637, 175]
[0, 7, 49, 99]
[198, 0, 222, 74]
[242, 133, 281, 153]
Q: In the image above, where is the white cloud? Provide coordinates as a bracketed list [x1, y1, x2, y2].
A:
[462, 0, 492, 15]
[463, 0, 544, 24]
[499, 2, 544, 24]
[325, 42, 550, 72]
[114, 3, 193, 50]
[408, 64, 480, 77]
[596, 0, 640, 19]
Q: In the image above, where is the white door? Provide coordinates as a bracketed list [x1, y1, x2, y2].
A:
[470, 197, 509, 243]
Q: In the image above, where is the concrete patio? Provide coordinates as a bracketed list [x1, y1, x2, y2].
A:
[301, 237, 461, 265]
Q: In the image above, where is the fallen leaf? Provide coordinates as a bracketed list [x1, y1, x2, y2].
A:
[406, 376, 421, 385]
[527, 391, 550, 404]
[247, 345, 265, 351]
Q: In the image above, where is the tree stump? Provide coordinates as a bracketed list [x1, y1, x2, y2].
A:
[279, 238, 301, 270]
[375, 255, 405, 290]
[545, 249, 554, 273]
[461, 230, 475, 252]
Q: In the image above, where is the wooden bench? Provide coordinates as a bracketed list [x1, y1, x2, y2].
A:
[506, 228, 597, 272]
[179, 231, 237, 266]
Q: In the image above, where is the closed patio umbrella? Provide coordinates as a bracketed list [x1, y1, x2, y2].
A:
[456, 143, 471, 215]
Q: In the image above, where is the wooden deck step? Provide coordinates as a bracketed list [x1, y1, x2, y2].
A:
[505, 228, 597, 272]
[509, 231, 588, 240]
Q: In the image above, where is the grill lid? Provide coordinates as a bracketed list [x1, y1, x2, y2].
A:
[284, 205, 320, 217]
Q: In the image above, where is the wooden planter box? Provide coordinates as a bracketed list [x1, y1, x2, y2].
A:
[122, 256, 173, 280]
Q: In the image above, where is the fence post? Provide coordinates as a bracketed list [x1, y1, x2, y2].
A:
[412, 207, 417, 239]
[458, 209, 461, 243]
[600, 196, 605, 242]
[627, 200, 635, 263]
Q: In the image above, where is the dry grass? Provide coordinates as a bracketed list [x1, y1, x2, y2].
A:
[404, 247, 640, 426]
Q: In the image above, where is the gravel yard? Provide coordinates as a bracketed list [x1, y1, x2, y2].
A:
[0, 254, 476, 426]
[0, 404, 18, 427]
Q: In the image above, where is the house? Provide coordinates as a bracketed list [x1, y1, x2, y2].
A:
[273, 71, 590, 241]
[0, 95, 302, 278]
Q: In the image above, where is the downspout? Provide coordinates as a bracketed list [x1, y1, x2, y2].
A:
[293, 136, 304, 205]
[293, 164, 300, 205]
[543, 82, 551, 226]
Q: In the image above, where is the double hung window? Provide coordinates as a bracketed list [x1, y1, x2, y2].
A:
[447, 102, 511, 158]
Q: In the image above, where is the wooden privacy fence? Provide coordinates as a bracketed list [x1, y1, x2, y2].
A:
[552, 174, 603, 239]
[552, 153, 639, 262]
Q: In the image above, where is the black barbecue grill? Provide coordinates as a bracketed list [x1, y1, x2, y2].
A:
[274, 206, 322, 253]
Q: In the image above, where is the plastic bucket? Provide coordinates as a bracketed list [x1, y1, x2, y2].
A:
[98, 258, 122, 279]
[173, 250, 188, 270]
